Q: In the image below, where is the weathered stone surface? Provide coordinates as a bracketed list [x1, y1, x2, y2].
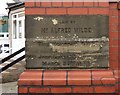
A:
[26, 15, 109, 39]
[26, 15, 109, 69]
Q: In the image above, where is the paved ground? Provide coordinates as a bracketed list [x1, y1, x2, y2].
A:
[1, 60, 26, 83]
[0, 59, 26, 94]
[0, 82, 17, 94]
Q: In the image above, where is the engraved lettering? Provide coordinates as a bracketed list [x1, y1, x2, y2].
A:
[41, 28, 48, 33]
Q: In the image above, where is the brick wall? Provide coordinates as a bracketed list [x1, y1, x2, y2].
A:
[18, 1, 120, 94]
[118, 1, 120, 94]
[109, 2, 119, 70]
[25, 2, 109, 15]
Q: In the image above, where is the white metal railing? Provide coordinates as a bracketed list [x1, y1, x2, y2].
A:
[0, 34, 10, 58]
[0, 33, 9, 39]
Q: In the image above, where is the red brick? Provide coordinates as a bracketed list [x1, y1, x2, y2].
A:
[44, 70, 66, 85]
[119, 23, 120, 32]
[110, 61, 119, 69]
[118, 2, 120, 9]
[118, 39, 120, 46]
[119, 24, 120, 30]
[25, 2, 35, 7]
[52, 2, 62, 7]
[99, 8, 109, 15]
[101, 78, 116, 85]
[29, 87, 50, 93]
[63, 2, 72, 7]
[114, 70, 119, 82]
[18, 87, 28, 93]
[89, 8, 109, 15]
[84, 2, 94, 7]
[46, 8, 67, 15]
[94, 2, 99, 7]
[68, 70, 91, 85]
[110, 25, 118, 32]
[68, 8, 88, 15]
[51, 87, 71, 93]
[110, 10, 118, 16]
[36, 2, 40, 7]
[94, 86, 116, 93]
[109, 17, 118, 24]
[119, 10, 120, 16]
[109, 39, 119, 46]
[109, 32, 119, 38]
[92, 70, 114, 85]
[112, 59, 118, 65]
[110, 53, 119, 62]
[99, 2, 109, 7]
[115, 84, 120, 91]
[41, 2, 51, 7]
[73, 2, 83, 7]
[109, 3, 118, 9]
[18, 70, 42, 85]
[109, 47, 119, 54]
[73, 87, 93, 93]
[25, 8, 45, 15]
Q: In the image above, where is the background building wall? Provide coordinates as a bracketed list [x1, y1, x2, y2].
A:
[8, 7, 25, 59]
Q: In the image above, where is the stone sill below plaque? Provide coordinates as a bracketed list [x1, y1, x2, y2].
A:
[18, 69, 119, 93]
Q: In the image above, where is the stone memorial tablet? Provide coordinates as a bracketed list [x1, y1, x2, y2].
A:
[26, 15, 109, 69]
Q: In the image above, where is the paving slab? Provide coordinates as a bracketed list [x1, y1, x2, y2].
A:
[0, 82, 17, 94]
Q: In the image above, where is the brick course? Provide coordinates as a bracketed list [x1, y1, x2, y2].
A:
[51, 87, 71, 93]
[18, 87, 28, 93]
[41, 2, 51, 7]
[68, 70, 91, 85]
[18, 70, 117, 93]
[73, 2, 83, 7]
[46, 8, 67, 15]
[25, 8, 45, 15]
[29, 87, 50, 93]
[68, 8, 88, 15]
[44, 70, 66, 85]
[52, 2, 62, 7]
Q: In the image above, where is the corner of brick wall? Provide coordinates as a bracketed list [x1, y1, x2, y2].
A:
[18, 1, 120, 94]
[109, 2, 119, 70]
[118, 1, 120, 94]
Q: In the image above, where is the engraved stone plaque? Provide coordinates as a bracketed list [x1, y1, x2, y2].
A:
[26, 15, 109, 69]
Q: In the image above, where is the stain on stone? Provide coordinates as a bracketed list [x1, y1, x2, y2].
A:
[52, 19, 58, 25]
[34, 16, 44, 21]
